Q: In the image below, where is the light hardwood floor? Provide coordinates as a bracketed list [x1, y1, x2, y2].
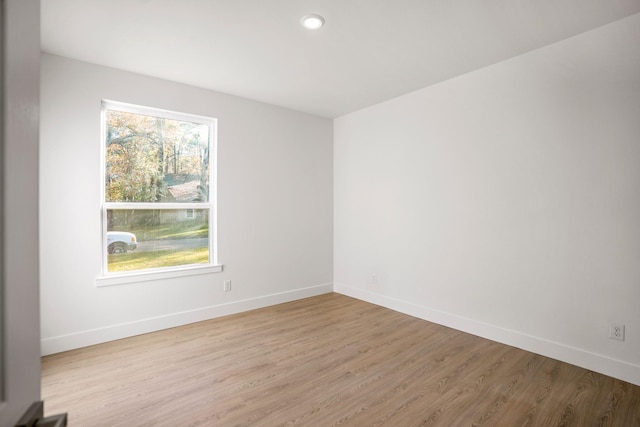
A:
[42, 293, 640, 426]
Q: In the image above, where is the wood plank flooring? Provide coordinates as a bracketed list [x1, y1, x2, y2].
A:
[41, 293, 640, 426]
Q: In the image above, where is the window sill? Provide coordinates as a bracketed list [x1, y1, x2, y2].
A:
[96, 264, 223, 287]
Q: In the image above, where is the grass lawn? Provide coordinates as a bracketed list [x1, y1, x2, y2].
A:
[108, 247, 209, 272]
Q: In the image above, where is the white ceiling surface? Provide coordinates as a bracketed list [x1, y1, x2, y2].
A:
[41, 0, 640, 118]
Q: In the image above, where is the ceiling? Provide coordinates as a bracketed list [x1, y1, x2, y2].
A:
[41, 0, 640, 118]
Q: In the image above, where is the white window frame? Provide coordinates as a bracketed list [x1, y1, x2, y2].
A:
[97, 100, 221, 287]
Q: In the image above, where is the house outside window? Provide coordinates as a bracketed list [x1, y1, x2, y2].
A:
[101, 100, 218, 278]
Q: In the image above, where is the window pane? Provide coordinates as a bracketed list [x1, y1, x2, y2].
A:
[107, 209, 210, 272]
[105, 110, 210, 203]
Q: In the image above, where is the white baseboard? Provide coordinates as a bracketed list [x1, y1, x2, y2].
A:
[334, 282, 640, 387]
[41, 282, 333, 356]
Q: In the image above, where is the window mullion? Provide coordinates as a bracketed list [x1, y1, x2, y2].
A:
[105, 202, 210, 210]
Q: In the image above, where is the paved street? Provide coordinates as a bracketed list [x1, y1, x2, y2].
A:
[136, 238, 208, 252]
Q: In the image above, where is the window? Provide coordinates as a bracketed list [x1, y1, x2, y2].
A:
[100, 101, 219, 280]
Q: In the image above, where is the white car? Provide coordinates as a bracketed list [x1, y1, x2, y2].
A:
[107, 231, 138, 254]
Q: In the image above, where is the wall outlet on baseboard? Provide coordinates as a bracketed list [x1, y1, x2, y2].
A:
[368, 273, 377, 285]
[223, 280, 232, 292]
[609, 323, 625, 341]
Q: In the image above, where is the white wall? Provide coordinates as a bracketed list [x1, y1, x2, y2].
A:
[334, 14, 640, 385]
[40, 54, 333, 354]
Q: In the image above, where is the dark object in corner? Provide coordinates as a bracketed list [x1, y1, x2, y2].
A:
[15, 401, 67, 427]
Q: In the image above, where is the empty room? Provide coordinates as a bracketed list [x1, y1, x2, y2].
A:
[2, 0, 640, 426]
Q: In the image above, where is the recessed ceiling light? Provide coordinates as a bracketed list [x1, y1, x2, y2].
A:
[301, 14, 325, 30]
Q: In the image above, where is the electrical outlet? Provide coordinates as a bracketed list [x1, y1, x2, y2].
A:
[609, 323, 625, 341]
[369, 273, 377, 285]
[223, 280, 232, 292]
